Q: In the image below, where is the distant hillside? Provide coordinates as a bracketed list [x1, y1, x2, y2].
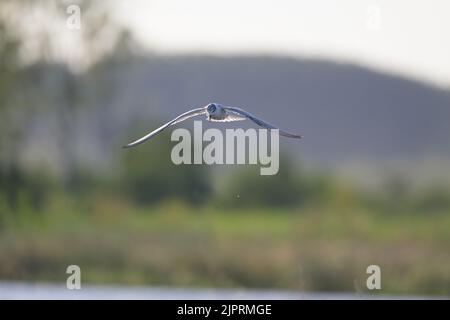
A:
[25, 55, 450, 170]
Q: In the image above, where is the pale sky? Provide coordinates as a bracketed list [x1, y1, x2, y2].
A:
[111, 0, 450, 88]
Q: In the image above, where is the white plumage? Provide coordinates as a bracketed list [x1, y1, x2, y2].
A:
[123, 103, 302, 148]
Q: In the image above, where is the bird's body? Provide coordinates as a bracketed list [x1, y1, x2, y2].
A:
[207, 103, 227, 120]
[124, 103, 302, 148]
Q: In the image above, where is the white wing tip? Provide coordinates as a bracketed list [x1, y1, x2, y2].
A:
[122, 140, 142, 149]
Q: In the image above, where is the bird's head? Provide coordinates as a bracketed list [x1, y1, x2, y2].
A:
[206, 103, 218, 114]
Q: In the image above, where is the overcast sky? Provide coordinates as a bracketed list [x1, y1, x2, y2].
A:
[111, 0, 450, 88]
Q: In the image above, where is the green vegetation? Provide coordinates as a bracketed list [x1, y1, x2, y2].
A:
[0, 0, 449, 297]
[1, 155, 450, 296]
[1, 192, 449, 295]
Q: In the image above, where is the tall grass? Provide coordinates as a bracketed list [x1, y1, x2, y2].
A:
[1, 193, 449, 295]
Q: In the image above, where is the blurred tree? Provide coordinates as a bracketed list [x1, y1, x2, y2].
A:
[0, 0, 135, 185]
[0, 3, 25, 214]
[217, 156, 329, 208]
[0, 0, 130, 213]
[121, 129, 212, 206]
[381, 173, 413, 213]
[0, 5, 20, 166]
[414, 187, 450, 213]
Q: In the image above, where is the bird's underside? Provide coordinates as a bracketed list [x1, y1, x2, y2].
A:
[209, 113, 247, 122]
[123, 103, 302, 148]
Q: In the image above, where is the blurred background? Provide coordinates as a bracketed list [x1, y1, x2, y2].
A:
[0, 0, 449, 297]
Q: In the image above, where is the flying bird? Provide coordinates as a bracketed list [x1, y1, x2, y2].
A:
[123, 103, 302, 148]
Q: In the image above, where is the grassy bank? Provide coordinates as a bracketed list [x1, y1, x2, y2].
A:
[1, 194, 449, 296]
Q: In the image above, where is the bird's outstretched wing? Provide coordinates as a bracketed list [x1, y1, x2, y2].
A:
[123, 107, 206, 148]
[224, 107, 303, 139]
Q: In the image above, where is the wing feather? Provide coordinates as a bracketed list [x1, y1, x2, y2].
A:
[210, 113, 247, 122]
[123, 107, 206, 148]
[224, 107, 302, 139]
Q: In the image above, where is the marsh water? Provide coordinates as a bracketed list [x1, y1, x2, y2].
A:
[0, 282, 435, 300]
